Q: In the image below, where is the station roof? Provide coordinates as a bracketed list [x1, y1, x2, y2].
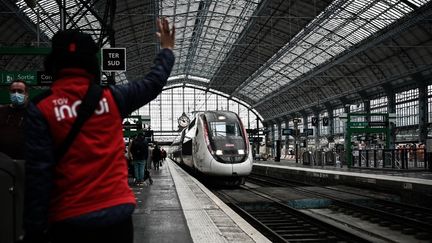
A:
[1, 0, 432, 123]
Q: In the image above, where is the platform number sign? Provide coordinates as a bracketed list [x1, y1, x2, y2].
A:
[311, 117, 318, 127]
[322, 117, 329, 126]
[101, 48, 126, 72]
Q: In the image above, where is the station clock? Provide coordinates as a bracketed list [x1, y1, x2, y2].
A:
[178, 113, 190, 128]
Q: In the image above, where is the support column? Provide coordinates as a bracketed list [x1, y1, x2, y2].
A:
[344, 105, 350, 115]
[418, 82, 428, 145]
[293, 117, 301, 164]
[275, 121, 282, 161]
[270, 122, 275, 157]
[256, 118, 261, 156]
[384, 85, 396, 149]
[314, 111, 320, 150]
[364, 100, 371, 122]
[325, 102, 334, 137]
[285, 118, 290, 157]
[263, 122, 269, 159]
[342, 101, 351, 167]
[193, 89, 196, 113]
[303, 113, 308, 148]
[205, 91, 207, 111]
[171, 89, 174, 131]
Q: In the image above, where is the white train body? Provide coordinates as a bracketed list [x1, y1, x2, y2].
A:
[170, 111, 252, 184]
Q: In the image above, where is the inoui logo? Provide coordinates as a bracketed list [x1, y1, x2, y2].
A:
[53, 98, 110, 121]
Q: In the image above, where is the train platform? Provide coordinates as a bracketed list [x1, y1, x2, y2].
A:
[130, 160, 270, 243]
[252, 158, 432, 205]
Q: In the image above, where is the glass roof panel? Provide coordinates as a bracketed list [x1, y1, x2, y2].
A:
[13, 0, 432, 96]
[238, 0, 430, 102]
[162, 0, 260, 85]
[16, 0, 102, 39]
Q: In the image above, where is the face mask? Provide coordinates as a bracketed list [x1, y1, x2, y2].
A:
[10, 92, 26, 106]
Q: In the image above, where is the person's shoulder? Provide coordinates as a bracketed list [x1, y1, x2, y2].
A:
[0, 104, 11, 114]
[31, 89, 53, 104]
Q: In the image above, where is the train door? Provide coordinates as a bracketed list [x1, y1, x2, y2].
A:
[182, 118, 197, 167]
[192, 118, 204, 171]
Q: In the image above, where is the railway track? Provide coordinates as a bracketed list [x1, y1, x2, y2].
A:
[214, 189, 372, 242]
[246, 174, 432, 241]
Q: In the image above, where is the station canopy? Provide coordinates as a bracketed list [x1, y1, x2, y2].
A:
[1, 0, 432, 122]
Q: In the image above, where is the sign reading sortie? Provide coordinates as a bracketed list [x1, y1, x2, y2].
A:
[0, 71, 53, 86]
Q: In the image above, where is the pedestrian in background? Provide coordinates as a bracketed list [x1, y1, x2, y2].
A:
[0, 80, 29, 160]
[152, 142, 161, 170]
[130, 133, 149, 186]
[23, 17, 175, 243]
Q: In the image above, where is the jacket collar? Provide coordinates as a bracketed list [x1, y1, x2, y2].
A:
[57, 68, 95, 80]
[52, 68, 95, 88]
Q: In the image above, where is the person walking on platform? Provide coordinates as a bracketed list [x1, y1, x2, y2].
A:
[161, 148, 167, 163]
[152, 143, 161, 170]
[130, 133, 149, 186]
[147, 143, 154, 170]
[0, 80, 29, 160]
[23, 17, 175, 243]
[126, 136, 135, 183]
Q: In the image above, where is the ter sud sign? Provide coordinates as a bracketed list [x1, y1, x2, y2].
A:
[101, 48, 126, 72]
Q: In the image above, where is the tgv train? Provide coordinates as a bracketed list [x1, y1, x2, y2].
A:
[170, 111, 253, 185]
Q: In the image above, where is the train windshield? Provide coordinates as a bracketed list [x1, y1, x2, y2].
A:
[208, 121, 246, 152]
[209, 122, 242, 138]
[203, 112, 248, 163]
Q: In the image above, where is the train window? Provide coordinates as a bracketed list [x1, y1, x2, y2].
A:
[180, 129, 186, 141]
[188, 118, 196, 130]
[182, 139, 193, 155]
[209, 122, 241, 137]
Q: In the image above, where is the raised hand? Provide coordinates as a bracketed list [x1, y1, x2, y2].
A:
[156, 17, 175, 50]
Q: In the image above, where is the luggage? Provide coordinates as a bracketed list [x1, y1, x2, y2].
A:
[0, 153, 25, 243]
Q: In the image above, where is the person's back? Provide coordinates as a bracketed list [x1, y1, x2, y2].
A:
[152, 146, 161, 161]
[0, 105, 25, 159]
[23, 18, 175, 243]
[152, 145, 161, 170]
[130, 134, 149, 185]
[161, 149, 167, 160]
[130, 135, 148, 161]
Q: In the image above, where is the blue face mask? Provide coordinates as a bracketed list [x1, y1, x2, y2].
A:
[10, 92, 26, 106]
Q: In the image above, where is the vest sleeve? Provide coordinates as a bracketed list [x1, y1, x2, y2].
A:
[109, 48, 175, 117]
[23, 102, 56, 234]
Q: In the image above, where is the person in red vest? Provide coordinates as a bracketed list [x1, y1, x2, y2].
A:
[22, 18, 175, 243]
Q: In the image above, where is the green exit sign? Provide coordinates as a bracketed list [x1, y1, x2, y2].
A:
[1, 71, 38, 85]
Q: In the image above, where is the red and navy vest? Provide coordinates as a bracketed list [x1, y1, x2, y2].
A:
[36, 69, 136, 222]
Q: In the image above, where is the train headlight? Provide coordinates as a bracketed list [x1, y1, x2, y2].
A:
[238, 149, 245, 155]
[216, 150, 223, 155]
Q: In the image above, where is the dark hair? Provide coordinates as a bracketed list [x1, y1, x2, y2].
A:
[10, 80, 28, 93]
[44, 29, 100, 80]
